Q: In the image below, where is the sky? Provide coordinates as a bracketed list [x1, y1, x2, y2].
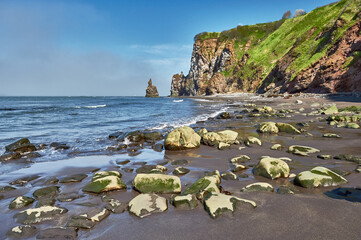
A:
[0, 0, 336, 96]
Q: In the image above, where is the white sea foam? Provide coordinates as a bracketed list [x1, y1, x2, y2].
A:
[173, 99, 184, 103]
[74, 104, 107, 109]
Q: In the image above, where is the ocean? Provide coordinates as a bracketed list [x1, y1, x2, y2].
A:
[0, 96, 228, 165]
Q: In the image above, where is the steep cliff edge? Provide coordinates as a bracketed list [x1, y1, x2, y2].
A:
[171, 0, 361, 96]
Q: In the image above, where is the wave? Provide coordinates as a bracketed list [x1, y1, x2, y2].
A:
[75, 104, 107, 109]
[191, 98, 213, 102]
[173, 99, 183, 103]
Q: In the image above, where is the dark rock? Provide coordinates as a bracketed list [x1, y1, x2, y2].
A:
[59, 174, 87, 183]
[36, 227, 77, 239]
[9, 196, 35, 209]
[121, 167, 133, 172]
[57, 192, 85, 202]
[109, 131, 122, 139]
[144, 132, 163, 142]
[101, 195, 128, 213]
[33, 177, 59, 186]
[0, 152, 21, 161]
[239, 173, 249, 178]
[216, 112, 231, 119]
[66, 215, 96, 229]
[7, 225, 37, 239]
[152, 143, 164, 152]
[116, 159, 130, 165]
[50, 142, 70, 150]
[334, 154, 361, 164]
[33, 186, 59, 199]
[23, 152, 42, 159]
[324, 187, 361, 202]
[172, 167, 190, 176]
[277, 185, 296, 194]
[10, 175, 41, 186]
[296, 122, 309, 127]
[6, 138, 37, 153]
[136, 165, 166, 174]
[0, 185, 16, 192]
[171, 159, 189, 165]
[14, 206, 68, 224]
[145, 78, 159, 97]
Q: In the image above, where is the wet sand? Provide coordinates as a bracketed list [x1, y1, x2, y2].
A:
[0, 93, 361, 239]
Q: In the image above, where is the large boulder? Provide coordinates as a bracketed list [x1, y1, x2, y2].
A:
[203, 130, 238, 146]
[276, 123, 301, 134]
[128, 193, 167, 218]
[217, 130, 238, 144]
[257, 122, 279, 134]
[288, 145, 320, 156]
[164, 127, 201, 150]
[294, 167, 348, 188]
[203, 193, 256, 218]
[253, 157, 290, 180]
[82, 171, 126, 193]
[5, 138, 37, 153]
[133, 174, 181, 193]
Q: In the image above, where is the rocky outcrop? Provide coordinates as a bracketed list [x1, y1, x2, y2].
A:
[170, 1, 361, 96]
[145, 78, 159, 97]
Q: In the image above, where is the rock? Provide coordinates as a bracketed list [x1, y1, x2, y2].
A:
[311, 103, 320, 107]
[0, 185, 16, 192]
[152, 143, 164, 152]
[297, 122, 309, 127]
[33, 186, 59, 199]
[5, 138, 37, 153]
[288, 145, 320, 156]
[14, 206, 68, 224]
[10, 175, 41, 186]
[36, 227, 77, 239]
[230, 155, 251, 164]
[239, 173, 249, 178]
[202, 132, 222, 146]
[296, 100, 303, 104]
[66, 215, 96, 229]
[109, 131, 122, 139]
[294, 166, 348, 188]
[355, 165, 361, 173]
[257, 122, 279, 134]
[164, 127, 201, 150]
[322, 105, 338, 115]
[230, 163, 247, 172]
[317, 154, 332, 160]
[172, 167, 190, 176]
[50, 142, 70, 150]
[270, 144, 282, 150]
[197, 128, 208, 138]
[253, 157, 290, 180]
[7, 225, 37, 239]
[143, 131, 163, 142]
[57, 192, 85, 202]
[9, 196, 35, 209]
[218, 142, 230, 150]
[345, 123, 360, 129]
[241, 182, 274, 192]
[171, 159, 189, 165]
[277, 185, 296, 194]
[334, 154, 361, 164]
[0, 152, 21, 161]
[289, 173, 296, 178]
[145, 78, 159, 97]
[101, 195, 128, 213]
[87, 208, 111, 222]
[324, 187, 361, 202]
[128, 193, 167, 218]
[323, 133, 340, 138]
[136, 165, 167, 174]
[203, 192, 256, 218]
[171, 194, 198, 209]
[244, 136, 262, 146]
[221, 171, 238, 180]
[59, 174, 87, 183]
[217, 130, 238, 144]
[276, 123, 301, 134]
[82, 171, 126, 193]
[216, 112, 231, 119]
[133, 174, 181, 193]
[182, 172, 221, 199]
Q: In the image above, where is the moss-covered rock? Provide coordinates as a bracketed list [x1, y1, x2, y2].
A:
[172, 167, 190, 176]
[317, 154, 332, 160]
[82, 171, 126, 194]
[9, 196, 35, 209]
[345, 123, 360, 129]
[197, 128, 208, 138]
[253, 157, 290, 180]
[257, 122, 279, 134]
[128, 193, 167, 218]
[133, 174, 181, 193]
[202, 132, 222, 146]
[322, 105, 338, 115]
[334, 154, 361, 164]
[270, 144, 282, 150]
[277, 185, 296, 194]
[288, 145, 320, 156]
[182, 172, 221, 199]
[221, 171, 238, 180]
[323, 133, 340, 138]
[164, 127, 201, 150]
[339, 106, 361, 113]
[276, 123, 301, 134]
[136, 165, 167, 174]
[241, 182, 274, 192]
[294, 166, 348, 188]
[6, 225, 37, 239]
[203, 192, 256, 218]
[33, 186, 59, 199]
[171, 194, 198, 209]
[244, 136, 262, 146]
[14, 206, 68, 224]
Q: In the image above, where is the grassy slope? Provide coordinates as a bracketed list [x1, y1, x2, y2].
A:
[194, 0, 361, 89]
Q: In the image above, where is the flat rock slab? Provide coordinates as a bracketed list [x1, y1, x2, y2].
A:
[57, 192, 85, 202]
[59, 174, 87, 183]
[203, 193, 256, 218]
[129, 193, 168, 218]
[10, 175, 41, 186]
[7, 225, 37, 239]
[288, 145, 320, 156]
[14, 206, 68, 224]
[66, 215, 96, 229]
[36, 227, 77, 239]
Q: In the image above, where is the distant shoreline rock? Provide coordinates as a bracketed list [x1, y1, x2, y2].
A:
[145, 78, 159, 97]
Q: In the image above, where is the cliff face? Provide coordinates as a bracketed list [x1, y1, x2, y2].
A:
[171, 0, 361, 96]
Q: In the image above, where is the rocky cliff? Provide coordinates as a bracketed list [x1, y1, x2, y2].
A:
[145, 79, 159, 97]
[171, 0, 361, 96]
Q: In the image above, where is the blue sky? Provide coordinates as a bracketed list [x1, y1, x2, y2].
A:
[0, 0, 335, 96]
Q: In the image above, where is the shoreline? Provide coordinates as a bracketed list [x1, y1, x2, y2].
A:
[0, 94, 361, 239]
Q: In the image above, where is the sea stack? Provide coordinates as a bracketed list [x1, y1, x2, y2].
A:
[145, 78, 159, 97]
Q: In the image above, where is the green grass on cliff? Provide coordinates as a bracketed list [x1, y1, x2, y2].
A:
[195, 0, 361, 86]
